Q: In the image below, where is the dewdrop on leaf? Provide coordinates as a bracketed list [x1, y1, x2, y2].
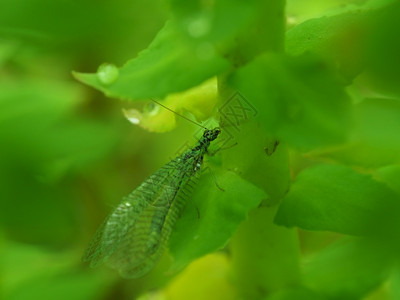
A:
[97, 63, 119, 85]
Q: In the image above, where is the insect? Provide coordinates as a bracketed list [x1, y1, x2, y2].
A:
[82, 118, 221, 278]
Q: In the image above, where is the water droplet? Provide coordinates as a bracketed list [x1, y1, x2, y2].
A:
[97, 63, 119, 85]
[122, 108, 141, 125]
[187, 16, 210, 38]
[143, 102, 160, 116]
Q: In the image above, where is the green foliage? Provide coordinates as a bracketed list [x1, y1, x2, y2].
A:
[275, 164, 400, 236]
[229, 53, 351, 149]
[73, 0, 283, 100]
[327, 98, 400, 167]
[302, 238, 393, 299]
[170, 169, 265, 272]
[2, 0, 400, 299]
[73, 20, 230, 99]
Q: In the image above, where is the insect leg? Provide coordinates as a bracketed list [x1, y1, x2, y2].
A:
[204, 166, 225, 192]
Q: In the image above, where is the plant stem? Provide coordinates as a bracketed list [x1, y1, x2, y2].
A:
[218, 1, 302, 298]
[229, 206, 300, 299]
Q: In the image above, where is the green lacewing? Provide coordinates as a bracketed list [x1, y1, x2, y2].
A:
[83, 126, 221, 278]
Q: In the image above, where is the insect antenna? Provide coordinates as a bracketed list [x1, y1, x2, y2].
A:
[150, 98, 208, 130]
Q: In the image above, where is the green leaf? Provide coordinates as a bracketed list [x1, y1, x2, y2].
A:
[275, 164, 400, 236]
[74, 20, 230, 100]
[286, 0, 356, 24]
[74, 0, 282, 101]
[168, 169, 266, 271]
[364, 1, 400, 95]
[170, 0, 257, 46]
[326, 98, 400, 167]
[229, 207, 301, 299]
[375, 165, 400, 195]
[285, 0, 398, 81]
[159, 254, 237, 300]
[221, 122, 290, 206]
[171, 0, 285, 61]
[229, 53, 351, 150]
[302, 238, 393, 299]
[286, 11, 367, 81]
[122, 77, 218, 132]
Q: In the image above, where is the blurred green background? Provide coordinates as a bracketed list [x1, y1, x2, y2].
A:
[0, 0, 171, 299]
[1, 0, 400, 299]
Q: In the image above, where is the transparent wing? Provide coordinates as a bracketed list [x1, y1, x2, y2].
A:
[82, 159, 177, 266]
[109, 167, 201, 278]
[82, 153, 200, 278]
